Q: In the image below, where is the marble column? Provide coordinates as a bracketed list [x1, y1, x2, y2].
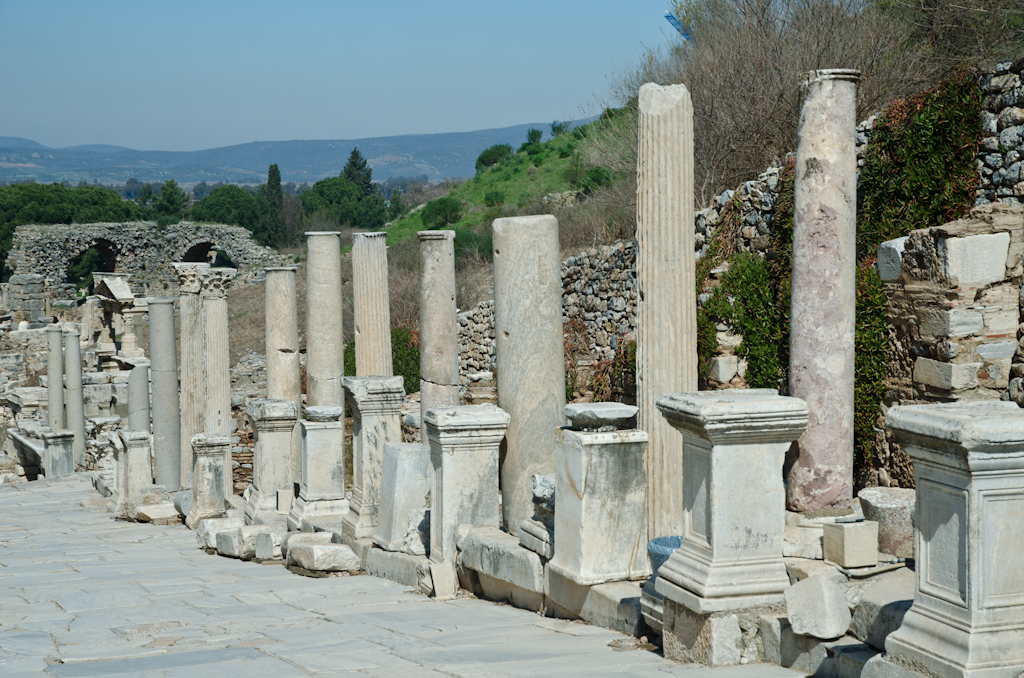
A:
[636, 82, 697, 541]
[426, 403, 510, 564]
[148, 297, 181, 492]
[127, 361, 150, 433]
[352, 232, 392, 377]
[174, 262, 209, 489]
[186, 433, 229, 529]
[342, 376, 405, 545]
[201, 267, 236, 498]
[418, 230, 460, 440]
[243, 398, 299, 526]
[45, 325, 64, 431]
[492, 215, 565, 537]
[787, 69, 859, 511]
[305, 231, 345, 407]
[264, 267, 302, 484]
[287, 405, 347, 531]
[63, 329, 86, 468]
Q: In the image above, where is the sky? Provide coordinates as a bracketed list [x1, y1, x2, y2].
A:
[0, 1, 675, 152]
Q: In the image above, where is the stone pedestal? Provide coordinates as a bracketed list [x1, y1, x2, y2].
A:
[201, 268, 235, 497]
[654, 390, 808, 614]
[243, 399, 299, 526]
[147, 297, 181, 492]
[173, 263, 209, 489]
[119, 301, 147, 358]
[186, 433, 229, 529]
[426, 404, 510, 564]
[120, 429, 153, 505]
[492, 215, 565, 537]
[549, 423, 650, 586]
[352, 232, 392, 377]
[63, 330, 86, 469]
[264, 267, 302, 484]
[45, 326, 64, 431]
[287, 405, 348, 531]
[305, 232, 344, 407]
[636, 83, 698, 541]
[874, 402, 1024, 678]
[374, 442, 431, 552]
[41, 429, 74, 479]
[127, 361, 150, 433]
[787, 69, 860, 511]
[342, 376, 404, 540]
[418, 230, 460, 441]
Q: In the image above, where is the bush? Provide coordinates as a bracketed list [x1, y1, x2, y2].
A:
[420, 196, 463, 228]
[527, 128, 543, 144]
[576, 168, 614, 194]
[550, 120, 572, 137]
[475, 144, 513, 173]
[483, 190, 505, 207]
[391, 327, 421, 394]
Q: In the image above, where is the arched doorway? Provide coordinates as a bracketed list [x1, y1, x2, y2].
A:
[181, 242, 237, 268]
[66, 240, 117, 295]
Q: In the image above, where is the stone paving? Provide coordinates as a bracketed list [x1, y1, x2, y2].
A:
[0, 476, 804, 678]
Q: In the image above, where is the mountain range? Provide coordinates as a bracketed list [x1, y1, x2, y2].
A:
[0, 122, 555, 185]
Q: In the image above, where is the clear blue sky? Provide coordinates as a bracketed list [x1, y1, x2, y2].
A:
[0, 1, 674, 151]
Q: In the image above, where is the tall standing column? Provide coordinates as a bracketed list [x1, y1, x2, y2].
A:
[636, 83, 697, 541]
[148, 297, 181, 492]
[127, 361, 150, 433]
[305, 232, 345, 406]
[173, 263, 209, 489]
[418, 230, 460, 440]
[787, 69, 859, 512]
[492, 215, 565, 537]
[45, 325, 64, 431]
[264, 267, 302, 484]
[63, 329, 86, 468]
[201, 267, 236, 498]
[352, 232, 392, 376]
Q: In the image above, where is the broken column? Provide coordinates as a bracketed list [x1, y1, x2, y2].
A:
[418, 230, 460, 440]
[373, 442, 431, 553]
[636, 82, 698, 541]
[492, 215, 565, 537]
[120, 429, 153, 505]
[63, 329, 86, 469]
[549, 403, 649, 586]
[147, 297, 181, 492]
[342, 376, 405, 553]
[287, 405, 347, 531]
[305, 231, 344, 407]
[654, 390, 809, 666]
[201, 267, 236, 497]
[243, 398, 299, 526]
[45, 325, 64, 431]
[352, 232, 393, 377]
[186, 433, 229, 529]
[174, 262, 209, 489]
[264, 266, 302, 485]
[41, 429, 74, 479]
[127, 361, 150, 433]
[426, 403, 510, 564]
[787, 69, 860, 511]
[864, 401, 1024, 678]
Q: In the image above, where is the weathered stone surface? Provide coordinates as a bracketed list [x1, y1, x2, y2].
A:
[823, 521, 878, 569]
[45, 326, 64, 431]
[281, 531, 333, 560]
[63, 330, 86, 469]
[849, 567, 914, 651]
[661, 598, 741, 666]
[459, 527, 544, 594]
[287, 543, 360, 572]
[195, 515, 244, 549]
[287, 412, 347, 531]
[783, 525, 824, 559]
[544, 567, 648, 637]
[186, 433, 229, 529]
[913, 358, 981, 390]
[305, 232, 344, 407]
[174, 263, 209, 490]
[939, 232, 1011, 287]
[147, 298, 180, 492]
[374, 442, 430, 552]
[365, 547, 431, 589]
[785, 558, 844, 584]
[201, 268, 235, 497]
[41, 429, 74, 479]
[785, 573, 852, 640]
[858, 487, 915, 558]
[243, 399, 299, 526]
[878, 237, 909, 282]
[255, 531, 284, 560]
[788, 69, 860, 512]
[126, 361, 150, 433]
[264, 267, 301, 484]
[562, 402, 637, 430]
[352, 232, 393, 377]
[493, 214, 565, 538]
[418, 230, 460, 441]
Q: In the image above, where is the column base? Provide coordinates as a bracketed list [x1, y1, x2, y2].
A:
[185, 506, 224, 530]
[657, 548, 790, 604]
[662, 597, 779, 667]
[342, 507, 377, 541]
[244, 486, 288, 526]
[656, 574, 785, 614]
[286, 495, 349, 532]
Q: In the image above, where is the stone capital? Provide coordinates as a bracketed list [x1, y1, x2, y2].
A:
[418, 230, 455, 241]
[245, 398, 299, 432]
[199, 268, 236, 299]
[425, 404, 510, 450]
[41, 429, 74, 445]
[657, 390, 808, 445]
[172, 263, 210, 294]
[343, 376, 405, 414]
[191, 433, 230, 456]
[306, 405, 343, 422]
[119, 429, 150, 449]
[887, 401, 1024, 469]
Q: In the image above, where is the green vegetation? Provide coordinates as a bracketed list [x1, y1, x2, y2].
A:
[343, 327, 421, 395]
[475, 144, 513, 173]
[299, 147, 388, 232]
[420, 196, 463, 228]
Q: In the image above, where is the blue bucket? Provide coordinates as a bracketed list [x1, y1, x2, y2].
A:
[647, 535, 684, 575]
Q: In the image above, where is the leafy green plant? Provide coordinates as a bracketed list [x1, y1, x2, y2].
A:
[391, 327, 421, 394]
[527, 128, 543, 144]
[420, 196, 463, 228]
[475, 144, 513, 173]
[551, 120, 571, 137]
[484, 190, 505, 207]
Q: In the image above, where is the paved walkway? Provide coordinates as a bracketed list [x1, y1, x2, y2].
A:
[0, 476, 803, 678]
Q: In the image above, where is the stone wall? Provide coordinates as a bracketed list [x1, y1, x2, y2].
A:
[976, 60, 1024, 205]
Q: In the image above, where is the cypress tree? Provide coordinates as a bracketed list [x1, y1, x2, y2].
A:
[343, 147, 374, 196]
[266, 164, 286, 247]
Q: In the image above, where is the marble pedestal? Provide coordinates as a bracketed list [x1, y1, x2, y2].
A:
[41, 429, 74, 479]
[244, 399, 299, 526]
[186, 433, 229, 530]
[287, 406, 348, 531]
[374, 442, 431, 552]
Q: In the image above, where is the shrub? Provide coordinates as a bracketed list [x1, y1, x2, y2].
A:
[576, 168, 614, 194]
[484, 190, 505, 207]
[420, 196, 463, 228]
[475, 144, 513, 173]
[550, 120, 572, 137]
[391, 327, 421, 394]
[527, 128, 543, 144]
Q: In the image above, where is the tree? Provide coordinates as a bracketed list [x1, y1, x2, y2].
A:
[388, 188, 404, 221]
[527, 128, 543, 144]
[262, 164, 286, 247]
[192, 185, 259, 230]
[475, 144, 513, 173]
[300, 175, 387, 230]
[153, 179, 187, 217]
[135, 183, 154, 208]
[343, 147, 375, 197]
[420, 196, 463, 228]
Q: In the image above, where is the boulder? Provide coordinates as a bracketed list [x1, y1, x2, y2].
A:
[288, 543, 360, 572]
[849, 567, 914, 650]
[858, 487, 915, 558]
[785, 573, 852, 639]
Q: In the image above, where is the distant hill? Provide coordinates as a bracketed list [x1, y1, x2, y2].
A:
[0, 122, 562, 185]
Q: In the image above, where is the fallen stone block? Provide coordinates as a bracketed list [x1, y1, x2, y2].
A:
[662, 600, 741, 667]
[287, 543, 360, 572]
[824, 521, 878, 569]
[785, 573, 851, 639]
[216, 530, 248, 559]
[281, 531, 333, 560]
[430, 561, 458, 601]
[365, 547, 430, 589]
[784, 524, 823, 559]
[134, 501, 180, 525]
[255, 531, 284, 560]
[545, 566, 648, 637]
[785, 557, 844, 584]
[858, 487, 915, 558]
[195, 515, 244, 550]
[849, 567, 914, 651]
[460, 528, 544, 592]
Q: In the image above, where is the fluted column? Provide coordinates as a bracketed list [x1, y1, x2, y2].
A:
[173, 263, 209, 489]
[636, 83, 697, 541]
[787, 69, 859, 511]
[148, 297, 181, 492]
[492, 215, 565, 537]
[63, 329, 86, 468]
[418, 230, 460, 440]
[305, 232, 345, 406]
[352, 232, 392, 377]
[45, 325, 64, 431]
[201, 267, 236, 498]
[264, 267, 302, 484]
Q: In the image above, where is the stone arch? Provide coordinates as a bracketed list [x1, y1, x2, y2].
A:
[69, 238, 119, 273]
[65, 239, 118, 294]
[180, 241, 238, 268]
